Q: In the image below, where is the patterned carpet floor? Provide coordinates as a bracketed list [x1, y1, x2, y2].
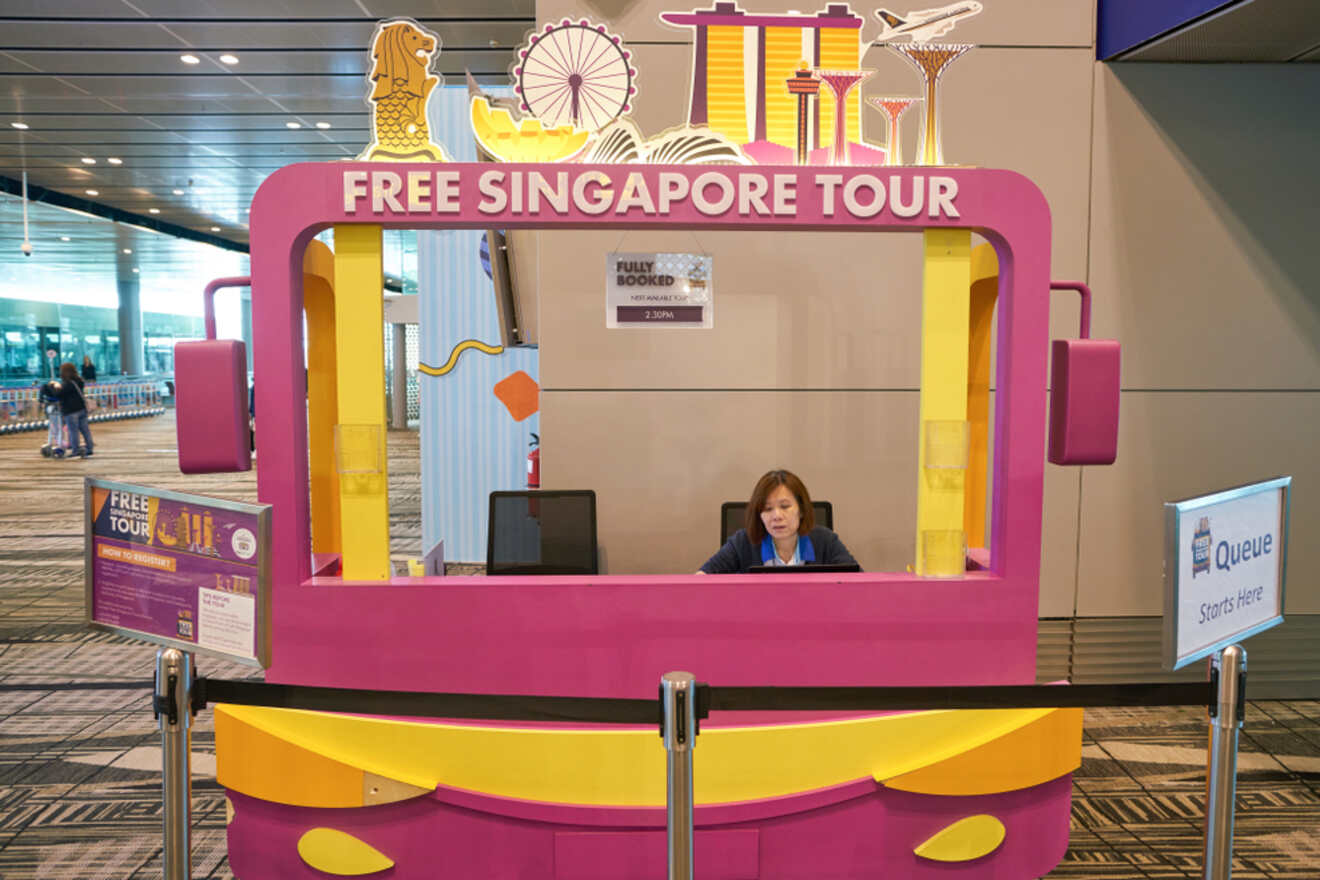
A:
[0, 413, 1316, 878]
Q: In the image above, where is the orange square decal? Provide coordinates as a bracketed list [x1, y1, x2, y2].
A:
[493, 370, 539, 422]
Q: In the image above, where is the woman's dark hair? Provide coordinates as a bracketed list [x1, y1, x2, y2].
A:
[745, 469, 814, 544]
[59, 361, 78, 383]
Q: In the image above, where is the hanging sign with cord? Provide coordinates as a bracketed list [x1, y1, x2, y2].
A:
[606, 251, 713, 328]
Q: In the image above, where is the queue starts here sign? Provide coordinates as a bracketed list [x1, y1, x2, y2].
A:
[606, 252, 713, 329]
[1163, 477, 1290, 670]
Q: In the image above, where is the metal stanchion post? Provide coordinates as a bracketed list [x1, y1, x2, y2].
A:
[661, 671, 697, 880]
[1204, 644, 1245, 880]
[155, 648, 194, 880]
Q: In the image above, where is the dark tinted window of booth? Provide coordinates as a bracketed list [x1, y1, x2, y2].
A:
[487, 490, 598, 575]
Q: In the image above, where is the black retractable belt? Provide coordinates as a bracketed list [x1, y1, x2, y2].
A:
[707, 682, 1216, 713]
[0, 678, 1221, 718]
[193, 677, 658, 725]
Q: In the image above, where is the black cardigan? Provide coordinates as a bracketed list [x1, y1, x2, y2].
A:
[699, 526, 859, 574]
[58, 376, 87, 416]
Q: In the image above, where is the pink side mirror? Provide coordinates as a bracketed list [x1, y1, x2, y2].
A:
[1047, 282, 1120, 466]
[175, 339, 251, 474]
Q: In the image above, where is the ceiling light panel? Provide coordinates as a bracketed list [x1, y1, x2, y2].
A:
[0, 6, 517, 292]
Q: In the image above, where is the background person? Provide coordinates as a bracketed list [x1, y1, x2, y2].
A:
[57, 361, 93, 458]
[699, 469, 857, 573]
[80, 355, 97, 382]
[39, 378, 63, 458]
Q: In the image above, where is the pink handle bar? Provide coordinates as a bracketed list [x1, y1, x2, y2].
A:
[203, 276, 252, 340]
[1050, 280, 1092, 340]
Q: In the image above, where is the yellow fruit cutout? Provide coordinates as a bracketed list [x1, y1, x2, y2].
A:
[470, 96, 591, 163]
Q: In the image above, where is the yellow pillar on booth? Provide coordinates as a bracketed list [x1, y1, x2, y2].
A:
[303, 239, 341, 558]
[964, 243, 999, 552]
[332, 225, 391, 581]
[915, 229, 971, 576]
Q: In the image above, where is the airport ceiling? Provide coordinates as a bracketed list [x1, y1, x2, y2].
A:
[1, 0, 1315, 303]
[0, 0, 533, 299]
[1114, 0, 1320, 61]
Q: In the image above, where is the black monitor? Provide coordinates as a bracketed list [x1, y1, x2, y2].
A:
[487, 490, 598, 575]
[745, 563, 861, 574]
[721, 500, 834, 545]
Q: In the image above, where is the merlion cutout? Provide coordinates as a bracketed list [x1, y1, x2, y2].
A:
[358, 18, 451, 162]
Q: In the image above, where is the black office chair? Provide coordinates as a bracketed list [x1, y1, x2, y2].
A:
[487, 490, 598, 575]
[720, 500, 833, 545]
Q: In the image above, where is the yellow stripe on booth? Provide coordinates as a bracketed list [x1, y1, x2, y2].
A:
[884, 706, 1082, 795]
[965, 243, 998, 551]
[332, 225, 391, 581]
[303, 239, 341, 557]
[214, 703, 1080, 808]
[914, 229, 972, 574]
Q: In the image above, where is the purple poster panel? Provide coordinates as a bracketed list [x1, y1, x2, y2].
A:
[85, 479, 271, 666]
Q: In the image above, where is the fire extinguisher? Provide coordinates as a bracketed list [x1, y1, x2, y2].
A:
[527, 433, 540, 490]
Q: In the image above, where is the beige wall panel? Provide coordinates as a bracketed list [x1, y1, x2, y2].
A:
[536, 48, 1093, 390]
[539, 227, 926, 389]
[542, 390, 922, 573]
[537, 0, 1093, 48]
[1088, 65, 1320, 389]
[1076, 392, 1319, 617]
[610, 44, 692, 140]
[859, 46, 1094, 281]
[1039, 464, 1082, 619]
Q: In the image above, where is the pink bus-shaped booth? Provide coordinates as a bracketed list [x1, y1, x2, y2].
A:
[179, 162, 1119, 879]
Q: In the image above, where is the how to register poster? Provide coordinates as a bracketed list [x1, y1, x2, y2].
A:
[84, 478, 271, 667]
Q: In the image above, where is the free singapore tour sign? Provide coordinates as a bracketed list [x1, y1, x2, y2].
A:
[339, 167, 965, 221]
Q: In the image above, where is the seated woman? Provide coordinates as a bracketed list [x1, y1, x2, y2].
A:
[699, 469, 858, 573]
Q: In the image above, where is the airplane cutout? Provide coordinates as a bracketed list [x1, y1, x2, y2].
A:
[874, 1, 982, 42]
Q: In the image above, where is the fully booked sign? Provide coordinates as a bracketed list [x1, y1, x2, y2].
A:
[1163, 477, 1290, 670]
[606, 252, 713, 328]
[84, 478, 271, 666]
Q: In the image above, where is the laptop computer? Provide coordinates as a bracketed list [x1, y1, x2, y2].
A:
[745, 563, 861, 574]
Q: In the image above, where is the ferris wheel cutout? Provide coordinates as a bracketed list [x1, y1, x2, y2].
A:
[514, 19, 637, 132]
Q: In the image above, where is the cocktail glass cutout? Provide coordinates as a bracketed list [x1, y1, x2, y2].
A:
[815, 69, 874, 166]
[866, 96, 920, 166]
[889, 43, 972, 166]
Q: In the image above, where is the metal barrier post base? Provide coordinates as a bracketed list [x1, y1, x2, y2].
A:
[155, 648, 194, 880]
[1204, 644, 1245, 880]
[661, 672, 697, 880]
